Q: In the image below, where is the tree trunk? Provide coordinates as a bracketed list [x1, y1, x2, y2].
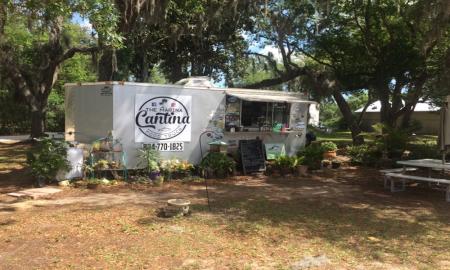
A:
[30, 107, 46, 138]
[98, 49, 115, 81]
[332, 91, 364, 145]
[378, 91, 393, 128]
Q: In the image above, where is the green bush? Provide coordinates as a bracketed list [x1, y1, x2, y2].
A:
[407, 141, 440, 160]
[372, 123, 411, 158]
[273, 155, 300, 170]
[199, 152, 235, 178]
[298, 144, 324, 169]
[321, 141, 338, 152]
[26, 138, 71, 183]
[137, 145, 160, 173]
[346, 144, 382, 165]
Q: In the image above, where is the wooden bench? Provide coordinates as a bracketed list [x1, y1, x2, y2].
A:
[385, 173, 450, 202]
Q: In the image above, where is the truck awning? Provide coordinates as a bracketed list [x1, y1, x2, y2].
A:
[225, 89, 315, 104]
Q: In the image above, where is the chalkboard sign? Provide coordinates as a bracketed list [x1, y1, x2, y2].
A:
[239, 139, 266, 174]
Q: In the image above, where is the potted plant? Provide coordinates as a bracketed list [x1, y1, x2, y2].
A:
[295, 156, 308, 176]
[137, 145, 160, 180]
[26, 138, 72, 187]
[86, 178, 102, 189]
[274, 156, 298, 176]
[153, 175, 164, 186]
[322, 159, 332, 168]
[94, 159, 109, 170]
[332, 159, 341, 169]
[298, 144, 324, 171]
[199, 152, 235, 179]
[321, 141, 338, 159]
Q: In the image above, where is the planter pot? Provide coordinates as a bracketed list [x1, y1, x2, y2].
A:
[280, 167, 292, 176]
[154, 176, 164, 186]
[271, 169, 281, 177]
[87, 183, 100, 189]
[149, 171, 160, 180]
[73, 180, 87, 188]
[100, 141, 111, 151]
[332, 161, 341, 169]
[322, 160, 331, 168]
[323, 151, 337, 160]
[296, 165, 308, 176]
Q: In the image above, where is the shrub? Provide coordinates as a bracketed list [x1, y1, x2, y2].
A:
[321, 141, 338, 152]
[407, 141, 440, 160]
[298, 144, 324, 169]
[372, 123, 411, 158]
[26, 138, 71, 184]
[199, 152, 235, 178]
[159, 159, 194, 179]
[273, 155, 299, 170]
[137, 145, 160, 173]
[346, 144, 382, 166]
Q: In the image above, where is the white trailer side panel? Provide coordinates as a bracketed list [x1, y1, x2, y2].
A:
[113, 84, 225, 167]
[65, 84, 113, 143]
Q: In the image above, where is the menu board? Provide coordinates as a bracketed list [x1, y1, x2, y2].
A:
[225, 95, 240, 131]
[239, 139, 266, 174]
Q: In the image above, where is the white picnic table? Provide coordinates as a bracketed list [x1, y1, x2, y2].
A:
[397, 159, 450, 170]
[380, 159, 450, 202]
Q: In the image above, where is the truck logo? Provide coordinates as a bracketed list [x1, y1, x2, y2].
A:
[135, 96, 191, 140]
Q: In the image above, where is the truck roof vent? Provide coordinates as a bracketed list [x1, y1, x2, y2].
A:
[174, 77, 214, 88]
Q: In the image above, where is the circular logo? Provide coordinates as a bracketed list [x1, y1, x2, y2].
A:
[135, 96, 190, 140]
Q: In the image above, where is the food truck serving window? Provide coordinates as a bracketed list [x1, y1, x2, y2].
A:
[225, 95, 291, 132]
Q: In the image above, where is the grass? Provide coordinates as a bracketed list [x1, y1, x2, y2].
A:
[316, 129, 438, 148]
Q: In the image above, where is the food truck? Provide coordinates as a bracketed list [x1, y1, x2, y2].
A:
[65, 79, 317, 168]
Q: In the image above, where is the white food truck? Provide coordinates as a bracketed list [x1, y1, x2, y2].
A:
[65, 78, 317, 168]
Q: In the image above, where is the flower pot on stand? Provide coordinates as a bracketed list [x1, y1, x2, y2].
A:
[323, 151, 337, 160]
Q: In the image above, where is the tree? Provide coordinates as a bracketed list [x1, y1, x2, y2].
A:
[243, 0, 450, 144]
[0, 0, 121, 137]
[97, 0, 262, 83]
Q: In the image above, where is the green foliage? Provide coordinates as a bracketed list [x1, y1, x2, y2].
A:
[273, 155, 300, 170]
[321, 141, 338, 152]
[26, 138, 71, 182]
[298, 144, 324, 169]
[199, 152, 235, 178]
[346, 144, 382, 166]
[0, 90, 30, 135]
[159, 159, 194, 174]
[137, 146, 160, 173]
[372, 124, 412, 157]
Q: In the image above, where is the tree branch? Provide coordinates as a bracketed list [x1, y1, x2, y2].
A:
[244, 51, 283, 76]
[240, 68, 307, 89]
[58, 46, 99, 64]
